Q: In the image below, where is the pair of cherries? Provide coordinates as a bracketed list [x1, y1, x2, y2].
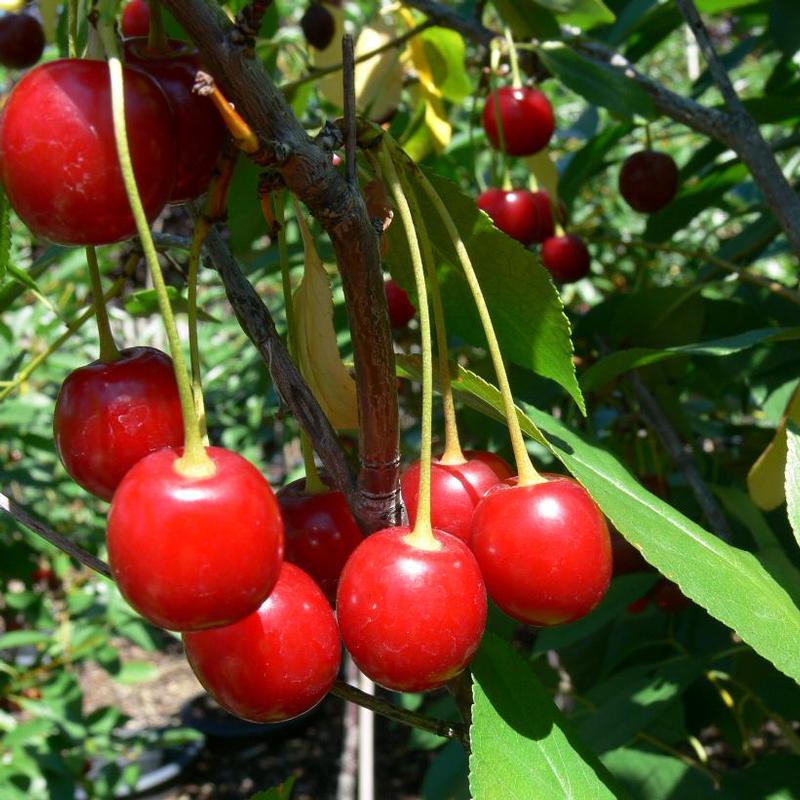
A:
[0, 28, 224, 246]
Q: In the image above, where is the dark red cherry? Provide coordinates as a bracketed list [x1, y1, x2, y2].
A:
[122, 0, 150, 37]
[541, 234, 591, 284]
[401, 457, 501, 543]
[619, 150, 679, 214]
[301, 2, 336, 50]
[471, 475, 612, 626]
[0, 59, 176, 245]
[183, 563, 340, 722]
[107, 446, 284, 631]
[482, 87, 555, 156]
[627, 595, 650, 615]
[277, 479, 362, 603]
[53, 347, 183, 502]
[478, 189, 548, 246]
[336, 527, 486, 692]
[0, 13, 45, 69]
[385, 279, 415, 328]
[650, 579, 690, 612]
[124, 39, 226, 202]
[462, 450, 515, 481]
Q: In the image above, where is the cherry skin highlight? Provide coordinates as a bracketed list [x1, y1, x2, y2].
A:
[277, 478, 363, 603]
[462, 450, 515, 481]
[124, 39, 226, 202]
[0, 59, 176, 245]
[482, 87, 555, 156]
[183, 563, 341, 723]
[53, 347, 183, 502]
[401, 457, 501, 543]
[121, 0, 150, 37]
[385, 279, 415, 328]
[541, 234, 591, 284]
[471, 475, 612, 626]
[107, 446, 284, 631]
[336, 527, 487, 692]
[477, 189, 552, 246]
[0, 13, 45, 69]
[619, 150, 679, 214]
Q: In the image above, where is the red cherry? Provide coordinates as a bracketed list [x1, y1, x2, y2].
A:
[0, 13, 45, 70]
[121, 0, 150, 37]
[301, 2, 336, 50]
[124, 39, 226, 202]
[400, 457, 501, 543]
[107, 446, 284, 631]
[462, 450, 515, 481]
[277, 479, 362, 603]
[471, 475, 612, 626]
[54, 347, 183, 502]
[482, 87, 555, 156]
[336, 527, 486, 692]
[541, 234, 591, 284]
[184, 563, 340, 722]
[477, 189, 552, 246]
[619, 150, 679, 214]
[0, 59, 176, 245]
[650, 579, 690, 612]
[627, 595, 650, 615]
[384, 279, 415, 328]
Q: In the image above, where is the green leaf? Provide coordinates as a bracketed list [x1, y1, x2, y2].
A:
[422, 740, 470, 800]
[785, 422, 800, 550]
[0, 186, 10, 286]
[0, 630, 52, 649]
[386, 164, 584, 413]
[537, 44, 655, 119]
[552, 0, 616, 28]
[418, 27, 472, 104]
[115, 661, 159, 685]
[124, 287, 221, 323]
[6, 263, 60, 316]
[470, 634, 620, 799]
[581, 326, 800, 391]
[770, 0, 800, 56]
[491, 0, 561, 39]
[250, 776, 296, 800]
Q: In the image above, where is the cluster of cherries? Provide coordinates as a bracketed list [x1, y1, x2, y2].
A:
[476, 85, 679, 283]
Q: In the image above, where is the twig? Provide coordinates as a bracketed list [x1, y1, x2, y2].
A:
[330, 680, 469, 748]
[202, 227, 359, 518]
[342, 34, 357, 188]
[0, 493, 112, 578]
[627, 371, 733, 542]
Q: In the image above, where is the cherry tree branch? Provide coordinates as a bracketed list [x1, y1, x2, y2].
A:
[162, 0, 401, 532]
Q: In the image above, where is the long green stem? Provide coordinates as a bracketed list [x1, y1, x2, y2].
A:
[488, 41, 509, 188]
[187, 221, 209, 444]
[68, 0, 79, 57]
[397, 171, 464, 465]
[105, 52, 213, 477]
[504, 27, 522, 89]
[85, 247, 120, 364]
[411, 159, 542, 486]
[380, 148, 437, 548]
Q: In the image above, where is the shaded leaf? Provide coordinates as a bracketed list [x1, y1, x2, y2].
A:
[786, 421, 800, 549]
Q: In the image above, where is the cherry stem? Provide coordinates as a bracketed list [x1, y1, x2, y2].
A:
[645, 122, 653, 150]
[68, 0, 79, 57]
[379, 147, 438, 549]
[488, 41, 509, 189]
[301, 429, 327, 494]
[147, 0, 170, 54]
[413, 162, 543, 486]
[396, 169, 464, 466]
[187, 218, 209, 445]
[104, 48, 214, 478]
[504, 27, 522, 89]
[85, 247, 120, 364]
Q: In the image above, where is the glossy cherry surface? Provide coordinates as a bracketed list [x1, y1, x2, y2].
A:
[124, 39, 226, 202]
[401, 457, 501, 543]
[121, 0, 150, 37]
[482, 87, 554, 156]
[301, 2, 336, 50]
[0, 13, 45, 69]
[0, 59, 175, 245]
[54, 347, 183, 502]
[471, 475, 612, 626]
[541, 234, 591, 284]
[108, 446, 284, 631]
[277, 479, 363, 602]
[462, 449, 515, 481]
[619, 150, 679, 214]
[477, 189, 555, 246]
[183, 563, 340, 722]
[336, 526, 486, 692]
[385, 279, 415, 328]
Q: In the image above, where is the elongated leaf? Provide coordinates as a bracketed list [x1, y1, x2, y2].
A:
[470, 634, 620, 799]
[0, 630, 52, 649]
[553, 0, 616, 28]
[0, 186, 10, 286]
[397, 357, 800, 682]
[786, 422, 800, 549]
[125, 287, 221, 323]
[491, 0, 561, 39]
[385, 163, 584, 412]
[581, 326, 800, 391]
[538, 44, 655, 119]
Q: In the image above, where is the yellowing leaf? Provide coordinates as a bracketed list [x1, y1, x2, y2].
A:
[39, 0, 60, 43]
[0, 0, 27, 11]
[354, 18, 403, 122]
[313, 3, 346, 109]
[291, 207, 359, 431]
[748, 384, 800, 510]
[526, 150, 560, 202]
